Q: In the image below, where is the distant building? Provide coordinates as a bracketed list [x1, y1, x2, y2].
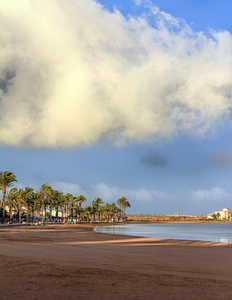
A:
[214, 208, 232, 220]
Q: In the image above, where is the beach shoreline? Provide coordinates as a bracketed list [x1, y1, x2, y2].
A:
[1, 224, 232, 299]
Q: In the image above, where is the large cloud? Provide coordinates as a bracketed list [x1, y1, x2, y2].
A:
[0, 0, 232, 147]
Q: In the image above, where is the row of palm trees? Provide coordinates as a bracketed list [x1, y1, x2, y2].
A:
[0, 170, 131, 224]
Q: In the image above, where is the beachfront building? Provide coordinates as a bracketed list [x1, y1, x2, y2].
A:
[214, 208, 232, 220]
[4, 205, 67, 223]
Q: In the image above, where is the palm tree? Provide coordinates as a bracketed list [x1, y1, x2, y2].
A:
[122, 199, 131, 217]
[51, 190, 64, 221]
[6, 188, 19, 222]
[65, 193, 73, 222]
[101, 203, 110, 221]
[0, 170, 17, 223]
[59, 194, 66, 222]
[10, 188, 25, 223]
[73, 197, 80, 223]
[31, 191, 40, 223]
[51, 189, 58, 220]
[98, 206, 105, 222]
[76, 195, 87, 222]
[102, 203, 120, 221]
[39, 184, 52, 223]
[92, 198, 103, 221]
[69, 196, 76, 223]
[109, 203, 118, 221]
[117, 197, 123, 219]
[90, 201, 97, 221]
[85, 205, 92, 222]
[112, 204, 121, 221]
[78, 207, 85, 222]
[46, 187, 56, 222]
[77, 195, 87, 208]
[117, 196, 131, 220]
[22, 187, 34, 223]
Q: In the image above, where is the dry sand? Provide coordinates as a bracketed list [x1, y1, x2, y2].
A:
[0, 223, 232, 300]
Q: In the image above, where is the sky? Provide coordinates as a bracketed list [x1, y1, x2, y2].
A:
[0, 0, 232, 215]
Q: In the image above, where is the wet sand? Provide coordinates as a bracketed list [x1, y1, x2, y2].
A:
[1, 223, 232, 299]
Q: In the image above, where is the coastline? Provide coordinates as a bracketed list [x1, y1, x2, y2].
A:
[94, 221, 232, 244]
[1, 224, 232, 299]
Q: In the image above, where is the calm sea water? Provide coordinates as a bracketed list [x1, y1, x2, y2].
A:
[95, 223, 232, 243]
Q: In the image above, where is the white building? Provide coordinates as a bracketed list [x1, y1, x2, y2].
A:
[214, 208, 231, 220]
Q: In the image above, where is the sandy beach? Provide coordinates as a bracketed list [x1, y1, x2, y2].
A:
[1, 223, 232, 300]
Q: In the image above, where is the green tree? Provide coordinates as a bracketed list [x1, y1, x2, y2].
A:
[69, 196, 76, 223]
[78, 207, 85, 222]
[39, 184, 52, 223]
[17, 189, 26, 223]
[77, 195, 87, 208]
[103, 203, 120, 221]
[85, 205, 93, 222]
[46, 187, 55, 222]
[6, 188, 19, 222]
[76, 195, 87, 222]
[50, 189, 64, 221]
[92, 198, 103, 221]
[101, 203, 111, 221]
[65, 193, 73, 222]
[0, 170, 17, 223]
[73, 197, 81, 223]
[22, 187, 34, 223]
[216, 212, 221, 220]
[30, 191, 41, 223]
[117, 196, 131, 220]
[59, 194, 66, 222]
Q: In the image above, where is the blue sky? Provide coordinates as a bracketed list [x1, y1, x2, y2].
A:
[0, 0, 232, 215]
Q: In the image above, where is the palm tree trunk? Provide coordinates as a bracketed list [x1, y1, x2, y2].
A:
[41, 199, 44, 223]
[50, 206, 52, 222]
[2, 207, 5, 224]
[65, 205, 67, 222]
[0, 185, 6, 210]
[33, 200, 36, 222]
[62, 207, 64, 222]
[9, 204, 13, 222]
[56, 207, 58, 220]
[45, 206, 47, 222]
[26, 205, 29, 223]
[19, 206, 21, 223]
[66, 205, 69, 222]
[1, 186, 6, 223]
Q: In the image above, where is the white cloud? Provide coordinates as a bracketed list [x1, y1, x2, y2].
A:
[0, 0, 232, 147]
[51, 182, 86, 196]
[50, 181, 169, 204]
[189, 187, 231, 202]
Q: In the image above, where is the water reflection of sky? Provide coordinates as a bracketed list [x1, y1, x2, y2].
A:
[95, 224, 232, 243]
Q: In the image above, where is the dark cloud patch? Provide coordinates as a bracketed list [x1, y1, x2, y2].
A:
[210, 149, 232, 169]
[140, 151, 167, 167]
[0, 70, 16, 94]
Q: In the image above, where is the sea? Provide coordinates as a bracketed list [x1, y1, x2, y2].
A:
[95, 223, 232, 243]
